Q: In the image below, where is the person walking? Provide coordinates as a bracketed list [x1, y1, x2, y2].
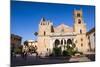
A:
[22, 45, 29, 60]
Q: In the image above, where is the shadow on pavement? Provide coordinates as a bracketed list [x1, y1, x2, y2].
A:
[85, 54, 95, 61]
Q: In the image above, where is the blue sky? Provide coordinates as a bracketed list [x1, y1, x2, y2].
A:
[11, 1, 95, 43]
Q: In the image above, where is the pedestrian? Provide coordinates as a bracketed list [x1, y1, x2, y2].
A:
[22, 45, 28, 60]
[36, 52, 38, 59]
[24, 51, 27, 60]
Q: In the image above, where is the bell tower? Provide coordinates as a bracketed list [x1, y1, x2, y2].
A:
[73, 9, 89, 53]
[38, 17, 53, 36]
[37, 17, 53, 56]
[73, 9, 86, 34]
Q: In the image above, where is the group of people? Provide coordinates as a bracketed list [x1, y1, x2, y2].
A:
[21, 45, 38, 59]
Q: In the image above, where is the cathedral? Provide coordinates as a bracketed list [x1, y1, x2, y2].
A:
[36, 9, 90, 56]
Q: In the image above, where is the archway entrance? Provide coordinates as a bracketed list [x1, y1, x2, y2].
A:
[67, 39, 72, 45]
[55, 39, 60, 47]
[67, 39, 73, 48]
[61, 39, 67, 45]
[54, 39, 61, 56]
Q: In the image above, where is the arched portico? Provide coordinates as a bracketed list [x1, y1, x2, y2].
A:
[53, 38, 73, 49]
[49, 35, 76, 56]
[53, 38, 73, 47]
[54, 39, 60, 47]
[61, 39, 67, 45]
[53, 38, 74, 56]
[67, 39, 72, 45]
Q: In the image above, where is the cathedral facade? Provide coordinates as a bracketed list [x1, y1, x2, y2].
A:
[36, 9, 90, 56]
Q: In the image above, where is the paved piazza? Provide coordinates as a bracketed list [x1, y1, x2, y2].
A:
[11, 54, 95, 66]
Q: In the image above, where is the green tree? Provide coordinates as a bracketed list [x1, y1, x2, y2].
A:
[63, 43, 76, 56]
[53, 47, 61, 56]
[34, 32, 38, 36]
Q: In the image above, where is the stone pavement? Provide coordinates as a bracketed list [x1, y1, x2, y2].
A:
[11, 54, 94, 67]
[69, 56, 91, 62]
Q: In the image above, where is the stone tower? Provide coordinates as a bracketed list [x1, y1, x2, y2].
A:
[37, 17, 53, 56]
[38, 17, 53, 36]
[73, 9, 89, 53]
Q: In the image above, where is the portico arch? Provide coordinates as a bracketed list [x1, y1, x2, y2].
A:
[61, 39, 67, 45]
[67, 39, 72, 45]
[54, 39, 60, 47]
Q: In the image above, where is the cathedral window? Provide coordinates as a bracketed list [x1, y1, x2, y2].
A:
[51, 26, 54, 32]
[77, 13, 81, 17]
[81, 43, 83, 47]
[78, 19, 81, 24]
[81, 38, 83, 41]
[44, 31, 46, 36]
[80, 29, 82, 34]
[43, 23, 45, 25]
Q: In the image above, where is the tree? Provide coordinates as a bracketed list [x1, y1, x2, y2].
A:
[24, 41, 28, 46]
[62, 43, 76, 56]
[34, 32, 38, 36]
[53, 47, 62, 56]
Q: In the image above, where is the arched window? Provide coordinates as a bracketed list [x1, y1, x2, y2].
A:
[77, 13, 81, 17]
[51, 25, 54, 32]
[43, 22, 45, 25]
[78, 19, 81, 24]
[44, 31, 46, 36]
[81, 43, 83, 47]
[81, 38, 83, 41]
[80, 29, 82, 34]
